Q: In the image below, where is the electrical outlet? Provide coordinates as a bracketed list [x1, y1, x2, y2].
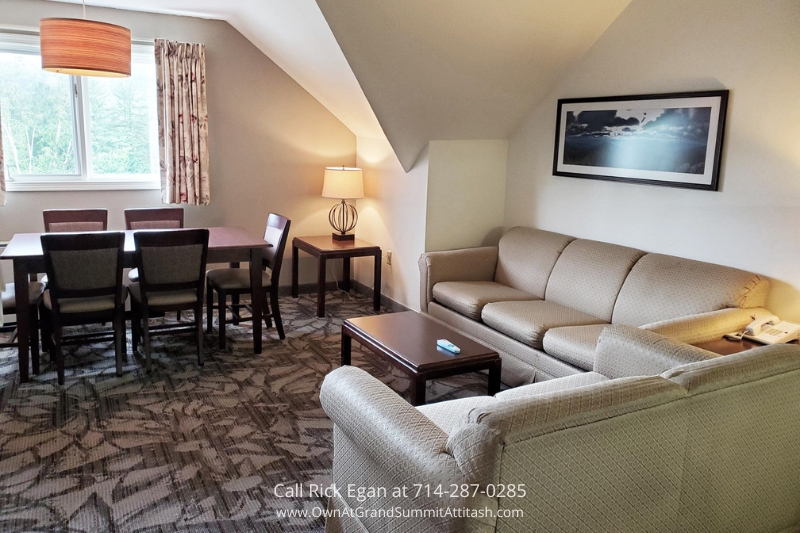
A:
[386, 251, 392, 265]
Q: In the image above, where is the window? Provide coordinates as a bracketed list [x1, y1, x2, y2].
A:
[0, 32, 159, 191]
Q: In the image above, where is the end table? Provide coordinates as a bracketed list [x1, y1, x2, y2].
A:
[291, 235, 381, 317]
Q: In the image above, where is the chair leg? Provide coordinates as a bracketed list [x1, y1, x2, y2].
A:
[176, 310, 182, 322]
[53, 327, 65, 386]
[270, 289, 285, 340]
[142, 308, 152, 373]
[114, 309, 124, 377]
[218, 290, 227, 350]
[231, 293, 240, 325]
[131, 301, 141, 354]
[196, 303, 204, 367]
[206, 281, 214, 334]
[40, 304, 52, 352]
[30, 304, 40, 375]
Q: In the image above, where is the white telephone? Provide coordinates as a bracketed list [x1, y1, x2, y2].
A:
[743, 315, 800, 345]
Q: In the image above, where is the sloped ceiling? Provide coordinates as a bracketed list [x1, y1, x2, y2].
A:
[316, 0, 632, 170]
[47, 0, 385, 138]
[48, 0, 632, 170]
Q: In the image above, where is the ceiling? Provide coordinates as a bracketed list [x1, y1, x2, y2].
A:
[49, 0, 632, 170]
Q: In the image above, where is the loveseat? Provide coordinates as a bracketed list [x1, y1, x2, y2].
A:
[321, 326, 800, 533]
[419, 226, 771, 386]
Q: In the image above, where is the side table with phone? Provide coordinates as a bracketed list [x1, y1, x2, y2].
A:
[695, 314, 800, 355]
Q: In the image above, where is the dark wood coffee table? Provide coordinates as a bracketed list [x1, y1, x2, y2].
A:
[341, 311, 501, 405]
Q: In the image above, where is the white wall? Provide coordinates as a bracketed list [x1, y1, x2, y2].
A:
[426, 140, 507, 252]
[353, 136, 428, 310]
[0, 0, 356, 286]
[505, 0, 800, 320]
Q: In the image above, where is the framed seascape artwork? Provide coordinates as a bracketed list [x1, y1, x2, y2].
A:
[553, 90, 728, 190]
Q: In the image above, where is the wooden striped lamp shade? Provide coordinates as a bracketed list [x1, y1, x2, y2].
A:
[40, 18, 131, 78]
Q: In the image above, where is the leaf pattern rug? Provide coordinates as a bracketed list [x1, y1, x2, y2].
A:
[0, 292, 489, 532]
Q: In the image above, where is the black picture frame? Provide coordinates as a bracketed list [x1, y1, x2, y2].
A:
[553, 90, 729, 191]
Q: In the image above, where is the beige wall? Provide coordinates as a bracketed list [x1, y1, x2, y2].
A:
[425, 140, 507, 252]
[353, 136, 428, 310]
[504, 0, 800, 320]
[0, 0, 356, 286]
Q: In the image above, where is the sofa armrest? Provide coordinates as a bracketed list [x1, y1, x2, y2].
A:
[321, 367, 485, 532]
[595, 325, 718, 379]
[640, 307, 774, 345]
[320, 366, 459, 480]
[418, 246, 498, 312]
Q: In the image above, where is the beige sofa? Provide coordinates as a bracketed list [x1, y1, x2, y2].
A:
[321, 327, 800, 533]
[420, 226, 771, 386]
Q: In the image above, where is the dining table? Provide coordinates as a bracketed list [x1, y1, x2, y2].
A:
[1, 226, 271, 383]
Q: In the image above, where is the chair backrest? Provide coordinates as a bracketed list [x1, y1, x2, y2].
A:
[263, 213, 291, 284]
[133, 229, 209, 304]
[124, 207, 185, 230]
[43, 209, 108, 233]
[40, 232, 125, 312]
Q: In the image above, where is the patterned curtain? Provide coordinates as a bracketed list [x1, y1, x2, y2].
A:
[155, 39, 210, 205]
[0, 106, 6, 207]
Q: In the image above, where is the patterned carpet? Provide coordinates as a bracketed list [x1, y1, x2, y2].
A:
[0, 292, 489, 532]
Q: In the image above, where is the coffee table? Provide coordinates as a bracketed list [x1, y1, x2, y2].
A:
[341, 311, 502, 405]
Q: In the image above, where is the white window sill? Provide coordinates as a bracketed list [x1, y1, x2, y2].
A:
[6, 180, 161, 192]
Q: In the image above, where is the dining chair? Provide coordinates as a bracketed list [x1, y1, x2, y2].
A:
[124, 207, 185, 231]
[43, 209, 108, 233]
[39, 232, 127, 385]
[206, 214, 291, 347]
[124, 208, 186, 322]
[129, 229, 209, 372]
[0, 268, 45, 375]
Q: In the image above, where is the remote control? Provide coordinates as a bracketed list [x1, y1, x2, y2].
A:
[437, 339, 460, 354]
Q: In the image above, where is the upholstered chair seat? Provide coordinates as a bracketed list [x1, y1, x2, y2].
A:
[0, 281, 46, 374]
[1, 282, 46, 309]
[205, 268, 272, 291]
[128, 284, 197, 307]
[43, 291, 122, 314]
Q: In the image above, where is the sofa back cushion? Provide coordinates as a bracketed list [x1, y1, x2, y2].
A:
[612, 253, 769, 326]
[494, 227, 573, 298]
[544, 239, 645, 322]
[465, 377, 688, 531]
[662, 346, 800, 532]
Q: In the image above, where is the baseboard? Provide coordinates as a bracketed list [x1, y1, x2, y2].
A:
[277, 280, 409, 313]
[276, 281, 339, 297]
[352, 280, 410, 312]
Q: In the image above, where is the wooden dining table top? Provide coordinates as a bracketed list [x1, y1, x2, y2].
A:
[0, 226, 271, 260]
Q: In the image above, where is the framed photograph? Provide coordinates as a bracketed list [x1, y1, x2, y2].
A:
[553, 90, 728, 190]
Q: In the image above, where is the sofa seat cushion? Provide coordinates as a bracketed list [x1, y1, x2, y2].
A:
[417, 396, 496, 435]
[495, 372, 609, 401]
[543, 324, 610, 371]
[432, 281, 537, 321]
[481, 300, 606, 350]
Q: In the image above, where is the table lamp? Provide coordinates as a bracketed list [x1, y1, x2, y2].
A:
[322, 166, 363, 241]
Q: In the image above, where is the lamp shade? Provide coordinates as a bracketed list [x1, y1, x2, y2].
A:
[322, 167, 364, 199]
[40, 18, 131, 77]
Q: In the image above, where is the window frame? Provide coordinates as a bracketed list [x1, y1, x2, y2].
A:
[0, 30, 160, 192]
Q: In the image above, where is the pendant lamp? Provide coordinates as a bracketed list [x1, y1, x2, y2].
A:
[40, 0, 131, 78]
